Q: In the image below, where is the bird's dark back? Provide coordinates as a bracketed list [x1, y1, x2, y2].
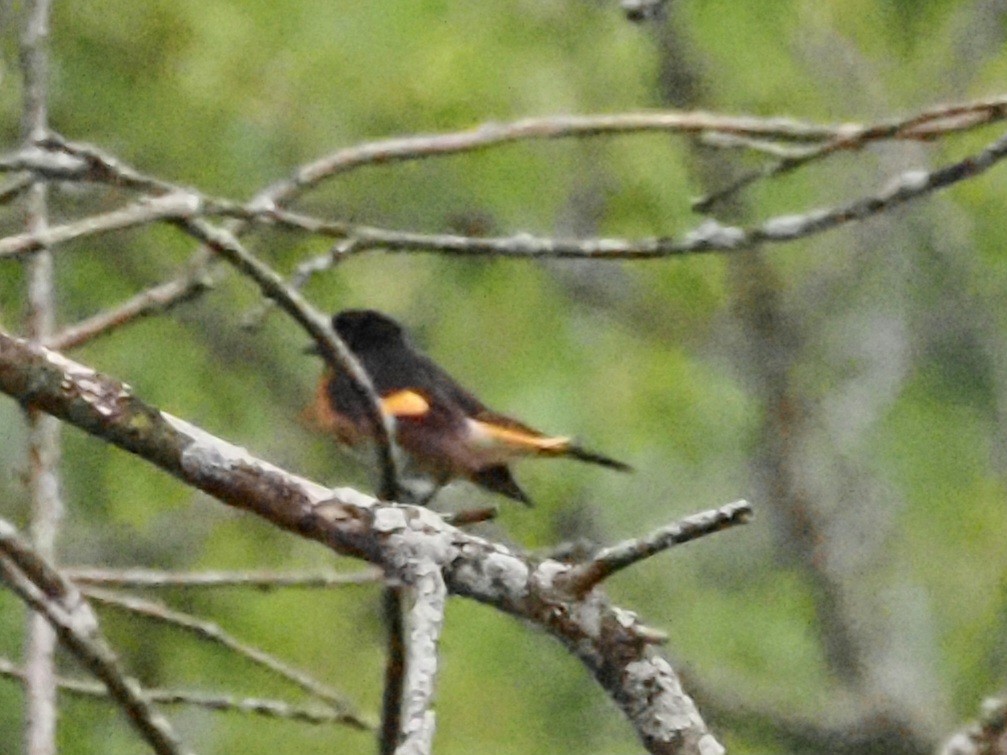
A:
[331, 310, 486, 418]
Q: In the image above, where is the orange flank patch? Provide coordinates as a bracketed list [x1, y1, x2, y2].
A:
[304, 374, 339, 431]
[303, 373, 363, 446]
[470, 419, 570, 455]
[380, 390, 430, 418]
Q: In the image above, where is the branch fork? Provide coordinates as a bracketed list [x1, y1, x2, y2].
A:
[0, 331, 745, 754]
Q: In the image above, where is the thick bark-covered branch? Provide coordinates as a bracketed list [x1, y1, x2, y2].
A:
[0, 330, 733, 755]
[942, 694, 1007, 755]
[395, 565, 447, 755]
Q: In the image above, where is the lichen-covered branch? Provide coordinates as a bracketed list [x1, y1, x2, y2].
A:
[942, 694, 1007, 755]
[394, 565, 447, 755]
[0, 330, 736, 755]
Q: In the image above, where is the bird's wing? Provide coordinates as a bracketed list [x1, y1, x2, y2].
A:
[411, 352, 487, 416]
[379, 389, 430, 417]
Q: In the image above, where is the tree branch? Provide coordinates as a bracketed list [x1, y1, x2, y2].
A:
[0, 330, 735, 755]
[4, 122, 1005, 274]
[380, 586, 407, 755]
[395, 565, 447, 755]
[284, 97, 1007, 186]
[695, 96, 1007, 211]
[0, 657, 365, 727]
[0, 174, 34, 205]
[562, 500, 752, 597]
[0, 518, 191, 755]
[172, 216, 401, 501]
[0, 191, 201, 259]
[81, 587, 370, 730]
[19, 1, 61, 752]
[46, 270, 212, 352]
[63, 566, 382, 590]
[941, 694, 1007, 755]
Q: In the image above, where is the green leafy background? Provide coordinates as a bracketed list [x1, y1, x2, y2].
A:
[1, 1, 1005, 753]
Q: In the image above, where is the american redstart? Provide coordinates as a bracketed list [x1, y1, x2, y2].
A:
[305, 309, 631, 505]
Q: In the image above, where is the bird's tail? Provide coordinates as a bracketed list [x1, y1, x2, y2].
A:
[468, 414, 632, 473]
[471, 465, 533, 506]
[564, 444, 633, 472]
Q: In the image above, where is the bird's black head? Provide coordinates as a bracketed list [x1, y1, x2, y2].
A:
[332, 309, 406, 352]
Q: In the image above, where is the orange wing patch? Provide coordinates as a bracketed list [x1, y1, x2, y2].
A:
[380, 390, 430, 418]
[470, 418, 570, 455]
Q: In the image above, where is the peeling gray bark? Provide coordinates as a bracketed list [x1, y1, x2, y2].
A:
[0, 330, 725, 754]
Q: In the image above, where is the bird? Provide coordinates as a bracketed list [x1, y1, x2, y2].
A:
[305, 308, 631, 505]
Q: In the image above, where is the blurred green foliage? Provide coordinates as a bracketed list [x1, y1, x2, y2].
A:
[2, 0, 1006, 753]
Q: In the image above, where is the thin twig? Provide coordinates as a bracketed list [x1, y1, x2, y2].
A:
[0, 657, 374, 728]
[699, 131, 822, 158]
[287, 97, 1007, 187]
[240, 237, 358, 332]
[36, 133, 183, 194]
[380, 587, 406, 755]
[64, 567, 382, 590]
[695, 97, 1007, 211]
[0, 146, 87, 178]
[0, 519, 191, 755]
[81, 587, 370, 730]
[0, 173, 33, 205]
[0, 98, 1002, 198]
[46, 271, 212, 352]
[563, 500, 752, 596]
[441, 506, 498, 526]
[16, 122, 1007, 267]
[0, 191, 201, 259]
[173, 216, 401, 501]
